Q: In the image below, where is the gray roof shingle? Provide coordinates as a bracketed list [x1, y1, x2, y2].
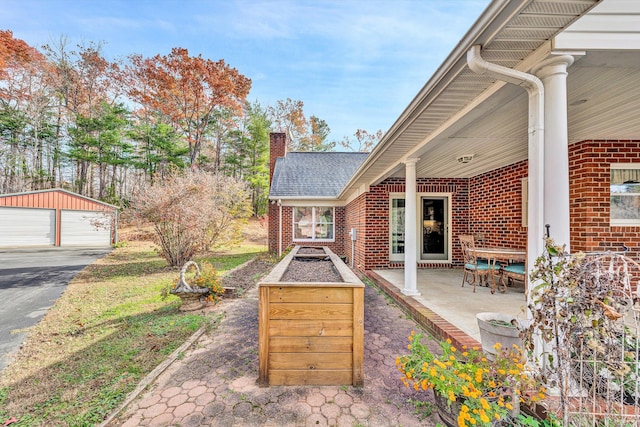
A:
[270, 152, 369, 198]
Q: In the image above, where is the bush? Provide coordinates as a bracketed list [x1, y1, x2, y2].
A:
[127, 170, 251, 266]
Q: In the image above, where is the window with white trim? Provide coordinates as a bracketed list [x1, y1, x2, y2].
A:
[293, 207, 334, 241]
[610, 164, 640, 225]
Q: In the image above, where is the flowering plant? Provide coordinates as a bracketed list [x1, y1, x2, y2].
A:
[396, 331, 546, 427]
[189, 261, 224, 302]
[163, 260, 224, 303]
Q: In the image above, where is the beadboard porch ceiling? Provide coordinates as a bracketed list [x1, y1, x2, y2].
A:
[340, 0, 640, 196]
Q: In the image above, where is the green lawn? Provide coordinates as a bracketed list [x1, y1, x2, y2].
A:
[0, 240, 267, 426]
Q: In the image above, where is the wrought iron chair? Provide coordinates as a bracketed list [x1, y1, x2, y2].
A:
[459, 234, 493, 292]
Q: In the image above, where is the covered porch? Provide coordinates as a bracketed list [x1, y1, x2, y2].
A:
[365, 268, 527, 349]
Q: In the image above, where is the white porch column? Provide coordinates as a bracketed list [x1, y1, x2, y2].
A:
[533, 55, 574, 250]
[403, 158, 420, 296]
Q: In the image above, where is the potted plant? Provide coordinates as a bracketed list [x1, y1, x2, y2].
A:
[397, 331, 547, 427]
[163, 260, 224, 311]
[476, 312, 524, 361]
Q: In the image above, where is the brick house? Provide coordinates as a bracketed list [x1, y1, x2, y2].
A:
[269, 0, 640, 296]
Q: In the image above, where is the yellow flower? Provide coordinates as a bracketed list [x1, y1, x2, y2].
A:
[451, 345, 457, 352]
[505, 403, 513, 410]
[493, 342, 502, 350]
[479, 398, 490, 410]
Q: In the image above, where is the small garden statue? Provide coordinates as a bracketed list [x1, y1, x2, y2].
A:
[168, 260, 224, 311]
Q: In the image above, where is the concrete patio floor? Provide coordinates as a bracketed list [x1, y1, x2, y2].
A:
[366, 268, 529, 347]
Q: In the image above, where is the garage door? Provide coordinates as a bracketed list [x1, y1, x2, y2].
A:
[0, 207, 56, 247]
[60, 210, 112, 246]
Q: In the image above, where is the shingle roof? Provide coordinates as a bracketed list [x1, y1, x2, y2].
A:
[270, 152, 369, 198]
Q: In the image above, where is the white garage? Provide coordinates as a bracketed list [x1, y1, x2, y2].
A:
[0, 189, 118, 248]
[60, 210, 112, 246]
[0, 207, 56, 246]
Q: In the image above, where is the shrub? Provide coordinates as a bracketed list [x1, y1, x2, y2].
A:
[127, 170, 251, 266]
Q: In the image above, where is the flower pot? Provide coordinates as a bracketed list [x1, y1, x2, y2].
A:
[171, 287, 209, 311]
[433, 392, 461, 427]
[476, 312, 523, 360]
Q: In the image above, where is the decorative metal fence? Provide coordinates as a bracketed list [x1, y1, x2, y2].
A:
[553, 252, 640, 426]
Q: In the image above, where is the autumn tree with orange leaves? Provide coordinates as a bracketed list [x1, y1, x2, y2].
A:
[125, 48, 251, 167]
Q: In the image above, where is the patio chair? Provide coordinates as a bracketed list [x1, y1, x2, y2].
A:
[500, 262, 526, 294]
[459, 234, 493, 292]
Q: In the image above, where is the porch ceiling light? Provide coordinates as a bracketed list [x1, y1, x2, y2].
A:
[457, 154, 474, 164]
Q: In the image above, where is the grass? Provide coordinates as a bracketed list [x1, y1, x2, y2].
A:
[0, 239, 266, 426]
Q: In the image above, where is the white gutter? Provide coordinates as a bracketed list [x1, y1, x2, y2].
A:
[466, 45, 545, 301]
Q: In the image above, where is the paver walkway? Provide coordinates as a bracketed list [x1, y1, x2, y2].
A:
[113, 282, 439, 427]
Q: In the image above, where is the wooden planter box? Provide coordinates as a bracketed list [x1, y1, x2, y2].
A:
[258, 246, 364, 387]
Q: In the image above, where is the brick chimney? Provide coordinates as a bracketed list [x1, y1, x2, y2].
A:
[269, 132, 286, 184]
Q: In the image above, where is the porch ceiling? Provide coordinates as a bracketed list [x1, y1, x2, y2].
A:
[410, 50, 640, 179]
[339, 0, 620, 195]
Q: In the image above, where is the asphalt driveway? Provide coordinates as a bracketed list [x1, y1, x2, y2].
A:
[0, 247, 111, 373]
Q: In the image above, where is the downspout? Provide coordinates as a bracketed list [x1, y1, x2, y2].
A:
[466, 45, 545, 302]
[278, 199, 283, 258]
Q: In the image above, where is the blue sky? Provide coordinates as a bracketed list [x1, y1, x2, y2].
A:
[2, 0, 490, 144]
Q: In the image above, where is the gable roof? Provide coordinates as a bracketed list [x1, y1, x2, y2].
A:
[270, 152, 368, 199]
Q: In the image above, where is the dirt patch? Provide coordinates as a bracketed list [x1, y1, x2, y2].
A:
[296, 247, 325, 255]
[279, 258, 343, 282]
[221, 258, 274, 293]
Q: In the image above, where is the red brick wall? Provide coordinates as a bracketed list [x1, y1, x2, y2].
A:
[569, 139, 640, 258]
[356, 177, 470, 270]
[344, 193, 367, 269]
[268, 202, 279, 253]
[269, 139, 640, 266]
[469, 161, 528, 249]
[269, 133, 286, 185]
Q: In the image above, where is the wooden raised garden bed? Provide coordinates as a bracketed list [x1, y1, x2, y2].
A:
[258, 246, 364, 386]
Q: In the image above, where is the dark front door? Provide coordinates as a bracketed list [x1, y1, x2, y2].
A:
[421, 196, 448, 260]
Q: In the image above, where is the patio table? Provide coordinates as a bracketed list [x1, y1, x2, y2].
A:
[468, 247, 526, 294]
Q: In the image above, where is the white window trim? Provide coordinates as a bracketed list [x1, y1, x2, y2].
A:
[388, 192, 453, 264]
[610, 163, 640, 226]
[292, 206, 336, 242]
[389, 193, 405, 262]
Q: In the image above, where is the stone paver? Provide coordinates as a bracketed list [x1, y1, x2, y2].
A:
[112, 281, 439, 426]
